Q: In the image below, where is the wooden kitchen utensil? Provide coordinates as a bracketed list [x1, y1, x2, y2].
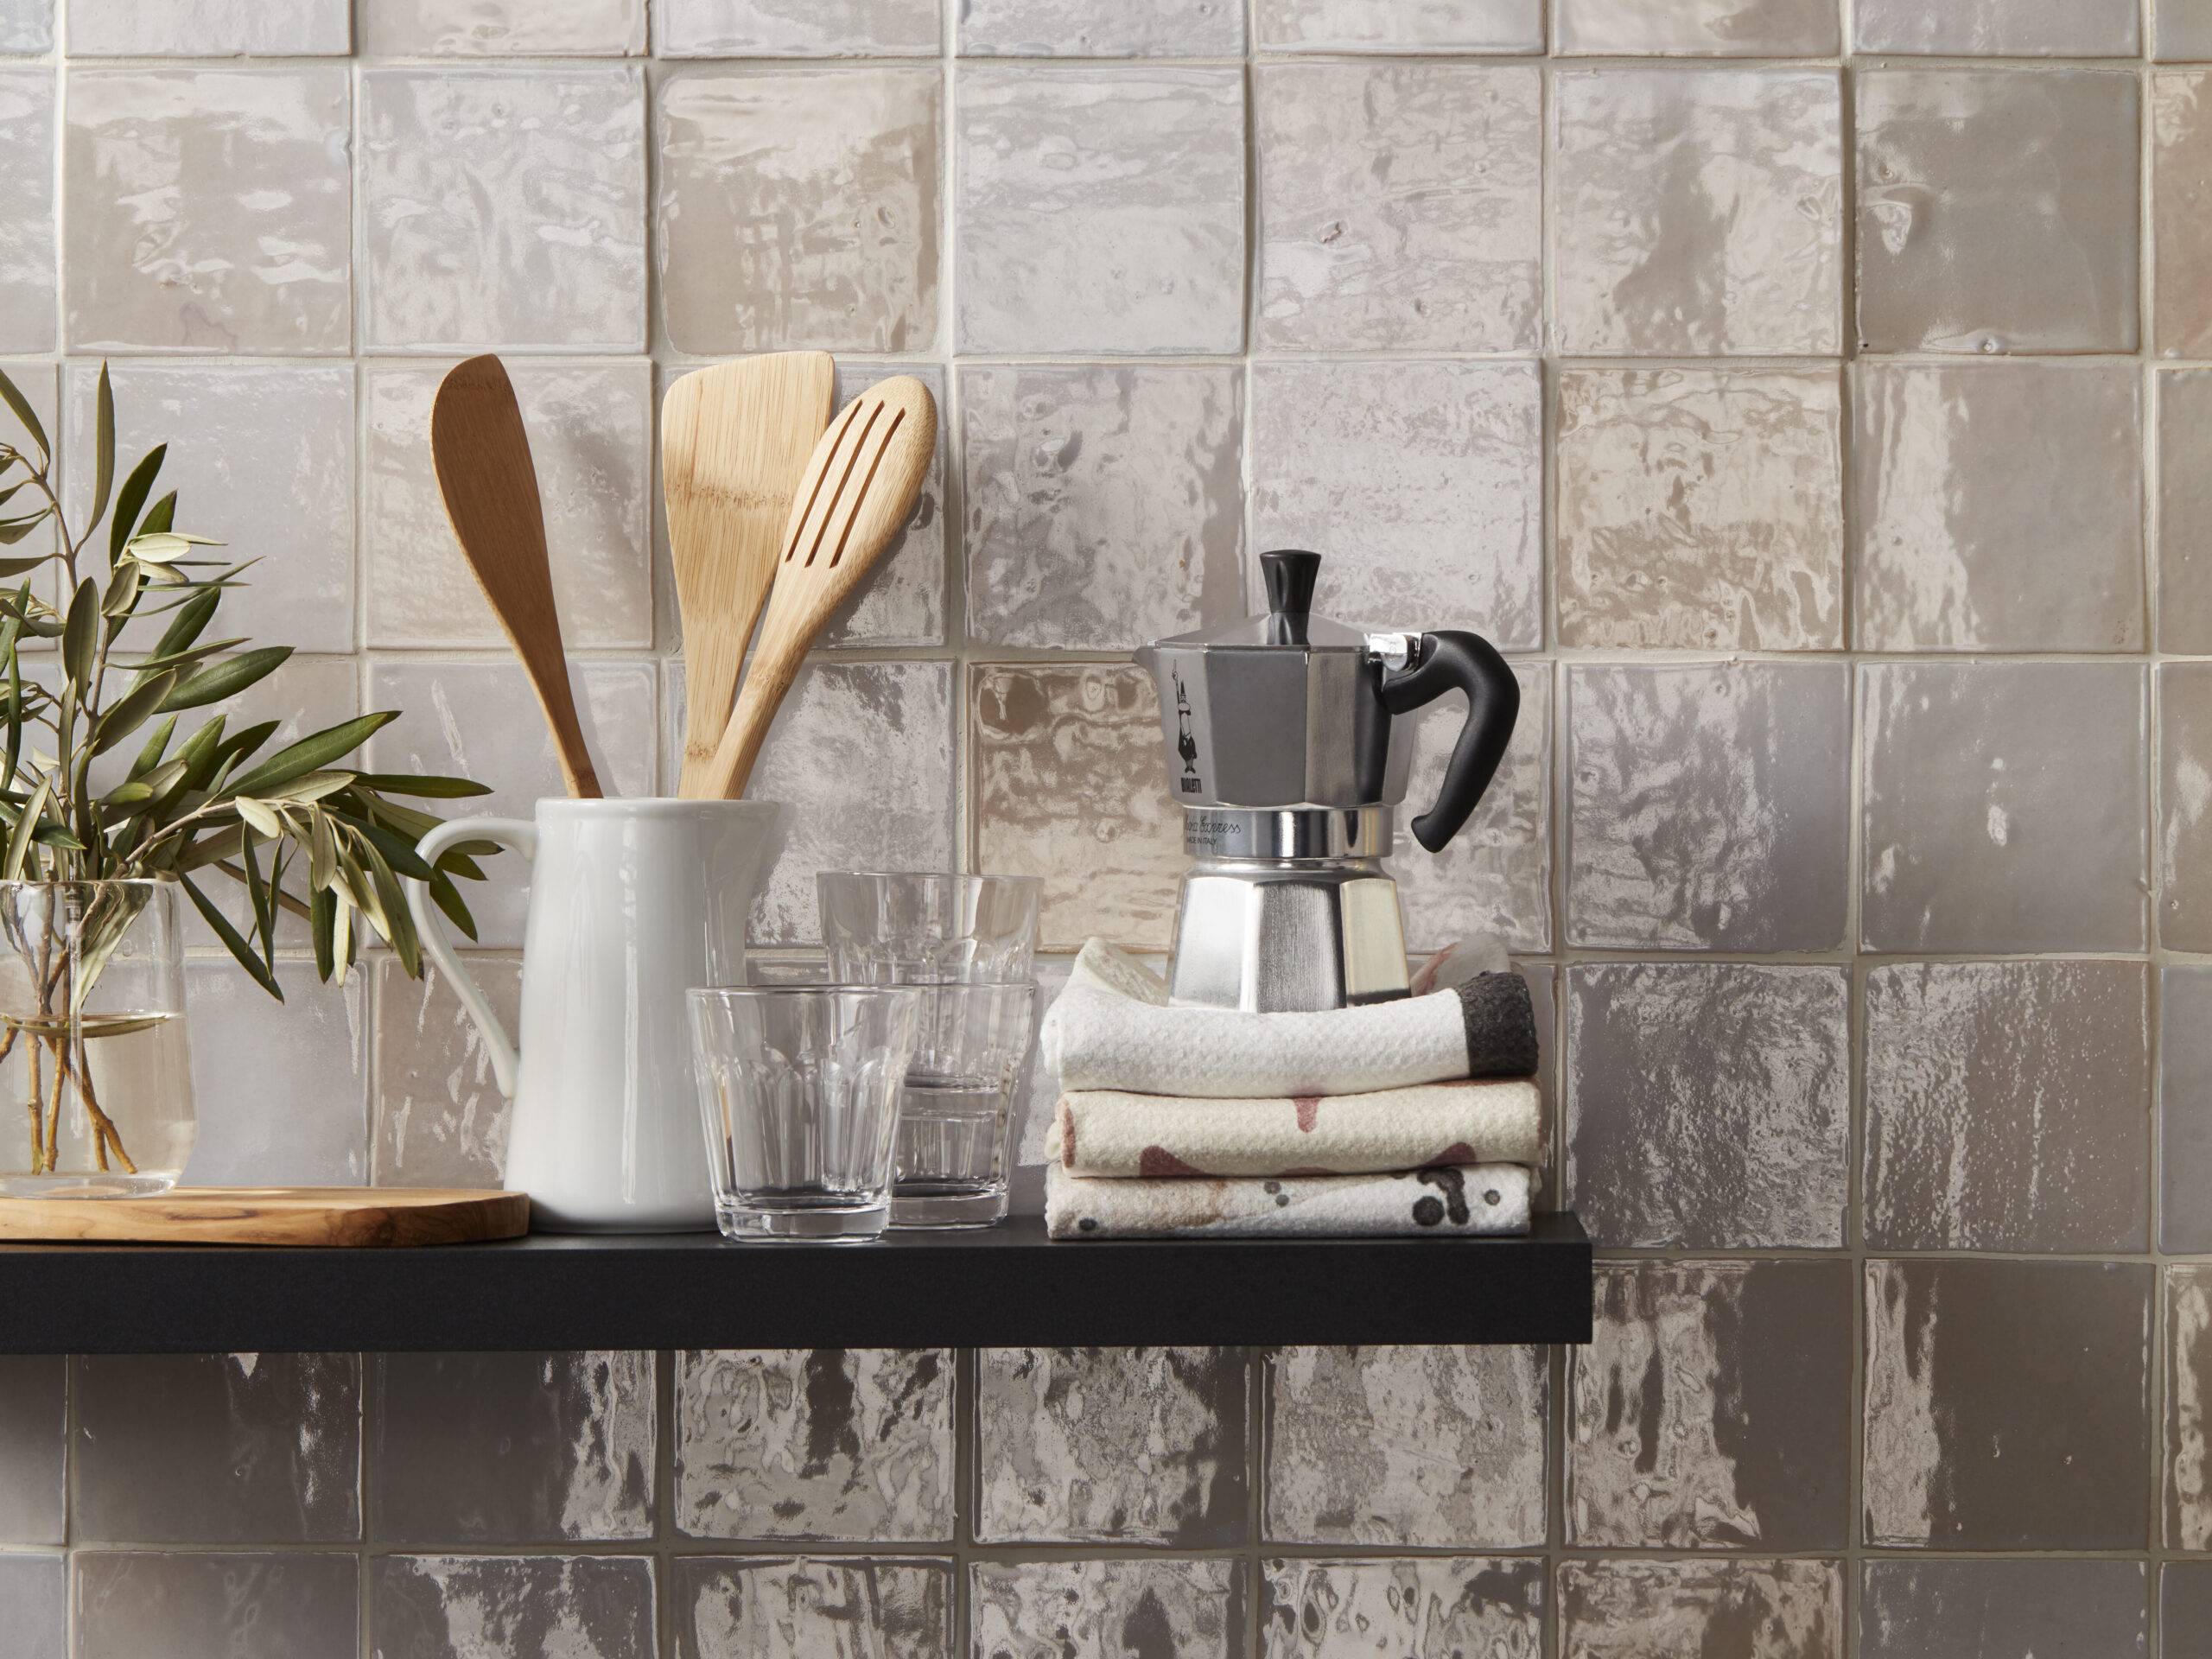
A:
[0, 1186, 529, 1247]
[701, 376, 938, 800]
[430, 354, 601, 798]
[663, 352, 836, 798]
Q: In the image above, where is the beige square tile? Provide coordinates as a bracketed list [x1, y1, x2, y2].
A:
[2156, 73, 2212, 359]
[676, 1560, 951, 1659]
[961, 0, 1243, 55]
[1398, 660, 1550, 955]
[970, 663, 1182, 953]
[186, 961, 368, 1185]
[2163, 1, 2212, 59]
[1556, 0, 1838, 54]
[1864, 1562, 2148, 1659]
[372, 1558, 652, 1658]
[364, 359, 652, 651]
[1249, 360, 1541, 647]
[64, 69, 350, 354]
[67, 0, 349, 54]
[659, 0, 939, 54]
[77, 1554, 354, 1659]
[361, 68, 645, 352]
[2163, 372, 2212, 651]
[0, 72, 52, 353]
[1261, 1562, 1541, 1659]
[1560, 1561, 1843, 1659]
[1853, 363, 2144, 652]
[360, 0, 645, 54]
[1255, 63, 1539, 353]
[1256, 0, 1541, 52]
[963, 363, 1243, 651]
[371, 953, 520, 1190]
[1856, 0, 2138, 54]
[1858, 70, 2139, 354]
[956, 66, 1244, 354]
[2162, 664, 2212, 951]
[1551, 69, 1842, 356]
[0, 1, 49, 52]
[1557, 367, 1843, 651]
[973, 1561, 1242, 1658]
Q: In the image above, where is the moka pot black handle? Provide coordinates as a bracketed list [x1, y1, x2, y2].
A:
[1378, 630, 1520, 855]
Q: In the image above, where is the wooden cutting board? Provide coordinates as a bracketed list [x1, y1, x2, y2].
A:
[0, 1187, 529, 1247]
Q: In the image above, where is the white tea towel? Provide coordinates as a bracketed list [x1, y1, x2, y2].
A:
[1045, 1161, 1533, 1239]
[1037, 939, 1538, 1098]
[1056, 1079, 1542, 1178]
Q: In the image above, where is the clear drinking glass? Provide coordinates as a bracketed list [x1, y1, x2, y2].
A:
[688, 986, 922, 1243]
[817, 872, 1040, 985]
[888, 980, 1035, 1230]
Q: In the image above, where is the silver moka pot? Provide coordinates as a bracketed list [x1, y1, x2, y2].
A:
[1134, 550, 1520, 1013]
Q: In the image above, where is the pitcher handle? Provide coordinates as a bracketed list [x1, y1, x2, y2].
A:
[404, 815, 537, 1099]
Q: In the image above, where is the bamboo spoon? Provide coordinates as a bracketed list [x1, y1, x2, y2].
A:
[663, 352, 836, 798]
[430, 354, 601, 798]
[701, 376, 938, 801]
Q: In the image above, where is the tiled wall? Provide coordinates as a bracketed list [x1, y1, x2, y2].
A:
[0, 0, 2208, 1653]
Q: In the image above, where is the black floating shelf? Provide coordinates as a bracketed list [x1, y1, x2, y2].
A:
[0, 1212, 1591, 1353]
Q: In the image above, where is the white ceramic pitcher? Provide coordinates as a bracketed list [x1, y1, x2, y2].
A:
[406, 798, 788, 1232]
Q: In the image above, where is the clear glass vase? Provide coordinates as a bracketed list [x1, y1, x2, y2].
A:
[0, 880, 193, 1197]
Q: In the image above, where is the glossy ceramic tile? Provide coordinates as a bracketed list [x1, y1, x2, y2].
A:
[1551, 70, 1842, 355]
[0, 1556, 61, 1659]
[2169, 1564, 2212, 1653]
[962, 364, 1244, 651]
[0, 72, 53, 354]
[1248, 359, 1542, 646]
[1555, 0, 1839, 55]
[2164, 373, 2212, 650]
[1855, 0, 2138, 54]
[64, 68, 350, 354]
[674, 1349, 955, 1541]
[1860, 663, 2148, 953]
[185, 961, 368, 1185]
[955, 66, 1244, 354]
[1859, 1560, 2146, 1659]
[361, 0, 645, 54]
[360, 68, 645, 352]
[1865, 962, 2151, 1252]
[67, 0, 348, 54]
[1567, 664, 1847, 950]
[974, 1348, 1248, 1546]
[1565, 963, 1848, 1249]
[372, 1556, 655, 1659]
[1864, 1259, 2152, 1549]
[1255, 63, 1540, 353]
[2158, 73, 2212, 359]
[674, 1557, 953, 1659]
[364, 359, 652, 650]
[1259, 1559, 1541, 1659]
[1569, 1262, 1852, 1548]
[72, 1354, 360, 1543]
[0, 1357, 64, 1545]
[2165, 967, 2212, 1252]
[371, 954, 519, 1189]
[970, 663, 1184, 952]
[2164, 3, 2212, 59]
[659, 0, 940, 55]
[656, 68, 938, 356]
[1856, 70, 2139, 354]
[2172, 1264, 2212, 1548]
[962, 0, 1243, 55]
[1557, 368, 1843, 651]
[1255, 0, 1541, 52]
[1263, 1345, 1547, 1548]
[0, 0, 48, 51]
[1556, 1560, 1843, 1659]
[75, 1553, 357, 1659]
[969, 1559, 1245, 1659]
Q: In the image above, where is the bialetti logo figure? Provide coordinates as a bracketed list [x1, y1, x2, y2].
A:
[1173, 671, 1201, 793]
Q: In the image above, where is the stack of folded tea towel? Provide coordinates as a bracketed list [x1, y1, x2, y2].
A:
[1036, 937, 1542, 1240]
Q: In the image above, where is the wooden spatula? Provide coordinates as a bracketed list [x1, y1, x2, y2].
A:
[430, 354, 601, 798]
[701, 376, 938, 801]
[663, 353, 835, 798]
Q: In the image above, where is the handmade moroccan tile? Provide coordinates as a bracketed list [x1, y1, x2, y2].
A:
[2165, 374, 2212, 649]
[185, 962, 368, 1185]
[962, 364, 1244, 651]
[659, 0, 940, 54]
[1567, 664, 1849, 951]
[1259, 1559, 1541, 1659]
[0, 72, 53, 354]
[1556, 369, 1844, 651]
[1248, 360, 1541, 647]
[2164, 3, 2212, 59]
[955, 66, 1244, 354]
[1860, 663, 2147, 953]
[1551, 70, 1842, 355]
[674, 1349, 955, 1541]
[372, 1556, 655, 1659]
[2165, 967, 2212, 1252]
[2171, 1265, 2212, 1548]
[372, 955, 520, 1190]
[1857, 70, 2139, 354]
[76, 1554, 357, 1659]
[1568, 1262, 1852, 1549]
[370, 1353, 654, 1543]
[360, 68, 645, 351]
[970, 1560, 1244, 1659]
[364, 359, 652, 650]
[1255, 63, 1540, 353]
[817, 361, 947, 648]
[961, 0, 1243, 55]
[0, 1358, 62, 1545]
[2166, 666, 2212, 950]
[1255, 0, 1541, 51]
[675, 1558, 953, 1659]
[67, 0, 349, 53]
[1557, 1560, 1843, 1659]
[1565, 963, 1848, 1249]
[73, 1354, 360, 1543]
[64, 69, 350, 354]
[1263, 1345, 1547, 1547]
[0, 1557, 60, 1659]
[975, 1348, 1248, 1546]
[0, 0, 48, 51]
[1864, 962, 2151, 1252]
[1555, 0, 1838, 54]
[2169, 1565, 2212, 1652]
[1865, 1258, 2152, 1549]
[361, 0, 645, 54]
[1397, 661, 1550, 955]
[1855, 0, 2138, 54]
[2158, 73, 2212, 359]
[1854, 363, 2142, 652]
[970, 663, 1183, 953]
[657, 68, 938, 355]
[1859, 1560, 2148, 1659]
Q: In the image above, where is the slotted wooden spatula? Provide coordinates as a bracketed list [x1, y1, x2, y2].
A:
[664, 353, 836, 798]
[701, 376, 938, 800]
[430, 354, 601, 798]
